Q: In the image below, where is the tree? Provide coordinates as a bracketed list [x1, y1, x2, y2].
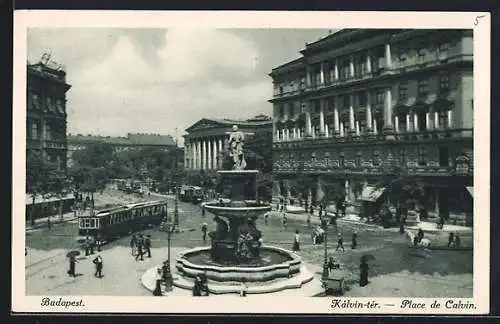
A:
[26, 150, 45, 225]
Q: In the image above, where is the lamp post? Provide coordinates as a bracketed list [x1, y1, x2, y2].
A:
[163, 218, 174, 292]
[321, 214, 329, 279]
[173, 127, 180, 230]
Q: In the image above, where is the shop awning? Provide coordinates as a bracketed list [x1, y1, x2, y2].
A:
[359, 186, 385, 202]
[466, 186, 473, 198]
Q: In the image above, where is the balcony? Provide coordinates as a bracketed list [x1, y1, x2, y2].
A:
[272, 54, 472, 99]
[272, 160, 459, 177]
[42, 139, 67, 150]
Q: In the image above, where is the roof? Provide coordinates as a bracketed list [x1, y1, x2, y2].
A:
[67, 133, 176, 147]
[185, 115, 272, 133]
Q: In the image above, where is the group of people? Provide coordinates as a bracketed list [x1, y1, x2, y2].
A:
[83, 235, 103, 256]
[67, 254, 103, 279]
[192, 273, 210, 296]
[447, 232, 462, 248]
[130, 233, 152, 261]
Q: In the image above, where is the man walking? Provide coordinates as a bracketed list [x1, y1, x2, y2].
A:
[135, 236, 144, 261]
[130, 234, 137, 256]
[201, 223, 208, 243]
[145, 235, 152, 258]
[93, 255, 103, 278]
[336, 233, 345, 252]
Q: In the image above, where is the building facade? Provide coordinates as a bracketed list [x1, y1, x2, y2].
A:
[269, 29, 473, 225]
[27, 57, 71, 171]
[67, 133, 176, 167]
[183, 115, 272, 171]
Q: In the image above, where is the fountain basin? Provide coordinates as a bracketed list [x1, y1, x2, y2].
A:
[175, 246, 301, 283]
[204, 203, 271, 219]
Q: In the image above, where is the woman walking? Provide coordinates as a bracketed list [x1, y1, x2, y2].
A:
[359, 259, 369, 287]
[67, 255, 78, 277]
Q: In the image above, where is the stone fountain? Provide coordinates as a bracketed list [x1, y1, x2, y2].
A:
[146, 125, 315, 295]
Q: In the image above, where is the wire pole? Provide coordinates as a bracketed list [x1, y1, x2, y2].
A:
[174, 127, 180, 229]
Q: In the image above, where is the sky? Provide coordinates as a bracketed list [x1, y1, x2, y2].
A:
[27, 28, 333, 146]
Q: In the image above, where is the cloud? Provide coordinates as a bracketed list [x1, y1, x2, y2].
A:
[27, 28, 330, 145]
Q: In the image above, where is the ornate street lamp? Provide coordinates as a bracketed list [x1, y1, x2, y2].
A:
[321, 215, 329, 279]
[163, 218, 175, 292]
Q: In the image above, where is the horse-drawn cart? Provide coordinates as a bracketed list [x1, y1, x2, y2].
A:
[322, 269, 346, 295]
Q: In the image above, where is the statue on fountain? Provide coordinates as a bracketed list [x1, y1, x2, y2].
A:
[226, 125, 254, 171]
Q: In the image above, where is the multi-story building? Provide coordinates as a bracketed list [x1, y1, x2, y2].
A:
[183, 115, 273, 171]
[269, 29, 473, 226]
[67, 133, 177, 167]
[27, 56, 71, 171]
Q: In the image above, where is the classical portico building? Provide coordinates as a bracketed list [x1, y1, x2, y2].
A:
[270, 29, 473, 226]
[183, 115, 272, 171]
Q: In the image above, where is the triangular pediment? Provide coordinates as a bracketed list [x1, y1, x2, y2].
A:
[185, 118, 227, 133]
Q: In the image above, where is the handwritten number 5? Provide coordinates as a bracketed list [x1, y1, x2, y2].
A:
[474, 15, 485, 26]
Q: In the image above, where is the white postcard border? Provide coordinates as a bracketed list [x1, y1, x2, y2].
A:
[12, 10, 491, 314]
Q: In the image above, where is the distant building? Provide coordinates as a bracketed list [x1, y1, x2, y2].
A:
[27, 56, 71, 171]
[183, 114, 272, 171]
[67, 133, 176, 167]
[269, 29, 473, 226]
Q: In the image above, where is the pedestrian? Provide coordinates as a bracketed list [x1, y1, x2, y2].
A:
[454, 233, 461, 248]
[153, 268, 163, 296]
[67, 255, 78, 277]
[192, 275, 202, 296]
[447, 232, 455, 248]
[84, 236, 91, 256]
[135, 239, 144, 261]
[264, 213, 268, 225]
[202, 205, 206, 217]
[130, 234, 137, 256]
[93, 255, 103, 278]
[96, 235, 102, 252]
[282, 214, 287, 228]
[417, 228, 424, 244]
[201, 223, 208, 242]
[89, 236, 95, 255]
[309, 204, 314, 216]
[336, 233, 345, 252]
[351, 232, 358, 249]
[306, 214, 311, 227]
[293, 230, 300, 252]
[161, 260, 170, 282]
[399, 221, 405, 234]
[240, 280, 248, 297]
[145, 235, 152, 258]
[359, 259, 369, 287]
[200, 272, 210, 296]
[304, 201, 309, 214]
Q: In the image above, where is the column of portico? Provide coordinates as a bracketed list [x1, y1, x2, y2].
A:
[202, 139, 207, 170]
[218, 138, 223, 168]
[194, 140, 199, 170]
[212, 138, 218, 170]
[207, 137, 212, 170]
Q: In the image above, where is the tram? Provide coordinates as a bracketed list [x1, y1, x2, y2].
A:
[78, 200, 168, 241]
[179, 185, 204, 204]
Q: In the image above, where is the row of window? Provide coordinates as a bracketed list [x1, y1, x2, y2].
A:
[278, 146, 451, 168]
[29, 93, 66, 114]
[27, 120, 65, 141]
[276, 75, 451, 118]
[274, 42, 451, 90]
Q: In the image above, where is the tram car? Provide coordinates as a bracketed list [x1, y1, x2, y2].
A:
[78, 200, 168, 241]
[180, 185, 204, 204]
